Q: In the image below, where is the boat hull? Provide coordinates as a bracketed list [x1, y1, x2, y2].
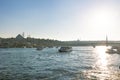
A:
[58, 47, 72, 52]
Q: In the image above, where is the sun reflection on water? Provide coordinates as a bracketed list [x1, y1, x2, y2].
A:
[95, 46, 108, 70]
[86, 46, 111, 80]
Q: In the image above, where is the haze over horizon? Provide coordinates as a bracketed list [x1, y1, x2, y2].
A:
[0, 0, 120, 41]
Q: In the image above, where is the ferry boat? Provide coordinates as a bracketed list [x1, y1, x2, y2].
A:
[106, 46, 120, 54]
[58, 46, 72, 52]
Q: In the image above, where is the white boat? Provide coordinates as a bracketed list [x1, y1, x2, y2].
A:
[106, 49, 117, 54]
[58, 47, 72, 52]
[36, 47, 44, 50]
[106, 46, 120, 54]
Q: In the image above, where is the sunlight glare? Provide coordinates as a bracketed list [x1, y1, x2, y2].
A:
[85, 6, 119, 36]
[95, 46, 108, 70]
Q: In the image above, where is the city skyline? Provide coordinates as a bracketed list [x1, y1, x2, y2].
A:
[0, 0, 120, 41]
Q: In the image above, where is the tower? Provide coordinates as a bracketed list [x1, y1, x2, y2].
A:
[22, 32, 25, 38]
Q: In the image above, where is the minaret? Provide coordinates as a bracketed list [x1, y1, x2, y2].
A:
[22, 32, 25, 38]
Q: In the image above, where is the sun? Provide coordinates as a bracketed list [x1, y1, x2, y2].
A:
[90, 9, 113, 28]
[92, 11, 110, 25]
[85, 6, 118, 35]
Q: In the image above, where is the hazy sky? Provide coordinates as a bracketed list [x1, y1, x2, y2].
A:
[0, 0, 120, 41]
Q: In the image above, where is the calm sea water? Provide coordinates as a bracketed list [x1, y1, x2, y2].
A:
[0, 46, 120, 80]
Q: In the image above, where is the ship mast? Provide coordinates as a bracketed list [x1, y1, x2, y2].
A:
[106, 35, 108, 46]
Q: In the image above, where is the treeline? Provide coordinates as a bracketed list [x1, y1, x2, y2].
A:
[0, 37, 65, 48]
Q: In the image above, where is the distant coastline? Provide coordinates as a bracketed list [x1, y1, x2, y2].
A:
[0, 34, 120, 48]
[0, 34, 61, 48]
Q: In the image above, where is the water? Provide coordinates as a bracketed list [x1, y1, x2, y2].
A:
[0, 46, 120, 80]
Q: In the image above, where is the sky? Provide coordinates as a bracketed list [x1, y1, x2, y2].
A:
[0, 0, 120, 41]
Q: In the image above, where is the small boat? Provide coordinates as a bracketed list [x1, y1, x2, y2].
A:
[36, 47, 44, 50]
[106, 49, 117, 54]
[106, 46, 120, 54]
[93, 45, 96, 48]
[58, 46, 72, 52]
